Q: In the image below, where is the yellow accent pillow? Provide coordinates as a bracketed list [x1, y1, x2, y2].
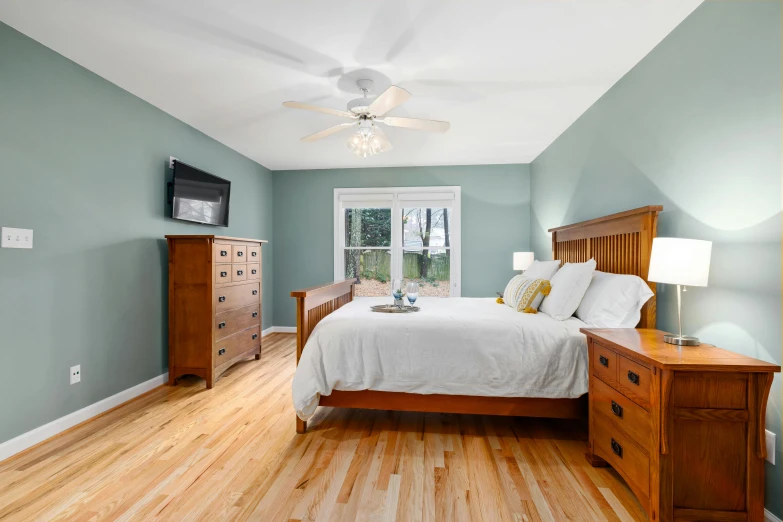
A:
[502, 276, 552, 313]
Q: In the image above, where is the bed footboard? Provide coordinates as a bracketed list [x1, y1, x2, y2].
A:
[291, 279, 356, 433]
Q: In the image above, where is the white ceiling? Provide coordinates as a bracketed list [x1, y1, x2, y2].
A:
[1, 0, 702, 170]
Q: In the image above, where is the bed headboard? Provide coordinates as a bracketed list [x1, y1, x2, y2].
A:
[548, 205, 662, 329]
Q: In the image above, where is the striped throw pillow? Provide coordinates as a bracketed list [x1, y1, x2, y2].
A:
[502, 276, 552, 313]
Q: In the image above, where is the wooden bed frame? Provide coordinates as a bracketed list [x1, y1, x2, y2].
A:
[291, 205, 662, 433]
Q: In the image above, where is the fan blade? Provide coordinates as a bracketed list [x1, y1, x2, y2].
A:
[368, 86, 411, 116]
[283, 101, 356, 119]
[380, 116, 450, 133]
[301, 122, 357, 142]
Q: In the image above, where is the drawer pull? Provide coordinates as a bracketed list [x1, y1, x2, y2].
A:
[220, 271, 227, 277]
[611, 401, 623, 418]
[218, 296, 226, 302]
[237, 270, 244, 276]
[237, 251, 244, 257]
[627, 371, 640, 385]
[611, 438, 623, 458]
[218, 322, 226, 329]
[218, 348, 226, 356]
[252, 333, 258, 340]
[599, 355, 609, 367]
[252, 312, 258, 318]
[252, 290, 258, 295]
[251, 269, 257, 274]
[220, 250, 228, 257]
[252, 251, 257, 257]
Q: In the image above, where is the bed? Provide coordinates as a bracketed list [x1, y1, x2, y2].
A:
[291, 206, 662, 433]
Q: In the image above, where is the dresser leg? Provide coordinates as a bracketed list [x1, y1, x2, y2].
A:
[255, 353, 261, 360]
[168, 372, 177, 386]
[296, 418, 307, 434]
[585, 451, 608, 467]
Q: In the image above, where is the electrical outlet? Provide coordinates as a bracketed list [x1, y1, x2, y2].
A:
[766, 430, 775, 465]
[1, 227, 33, 249]
[169, 156, 178, 169]
[70, 365, 81, 385]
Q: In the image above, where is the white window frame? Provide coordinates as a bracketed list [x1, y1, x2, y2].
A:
[334, 186, 462, 297]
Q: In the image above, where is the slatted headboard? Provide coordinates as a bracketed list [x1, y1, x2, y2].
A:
[548, 205, 662, 328]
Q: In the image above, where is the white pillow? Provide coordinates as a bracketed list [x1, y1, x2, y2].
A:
[539, 259, 596, 320]
[576, 271, 654, 328]
[522, 260, 561, 281]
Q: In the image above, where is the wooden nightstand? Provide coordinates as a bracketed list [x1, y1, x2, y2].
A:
[581, 328, 780, 522]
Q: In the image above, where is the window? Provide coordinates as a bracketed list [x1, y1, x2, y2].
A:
[335, 187, 461, 297]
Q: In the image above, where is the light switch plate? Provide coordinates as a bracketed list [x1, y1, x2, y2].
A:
[766, 430, 775, 465]
[1, 227, 33, 249]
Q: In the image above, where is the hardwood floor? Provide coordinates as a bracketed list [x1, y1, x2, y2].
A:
[0, 334, 646, 521]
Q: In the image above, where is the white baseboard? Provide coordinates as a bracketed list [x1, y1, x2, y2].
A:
[262, 326, 296, 335]
[767, 509, 782, 522]
[0, 372, 168, 463]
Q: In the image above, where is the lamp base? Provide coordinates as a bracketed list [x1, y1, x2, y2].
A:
[664, 334, 700, 346]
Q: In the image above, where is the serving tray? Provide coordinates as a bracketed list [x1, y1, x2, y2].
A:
[370, 304, 421, 313]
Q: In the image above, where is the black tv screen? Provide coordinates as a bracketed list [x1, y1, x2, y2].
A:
[171, 161, 231, 226]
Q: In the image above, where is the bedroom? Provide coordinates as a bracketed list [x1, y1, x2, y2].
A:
[0, 1, 781, 521]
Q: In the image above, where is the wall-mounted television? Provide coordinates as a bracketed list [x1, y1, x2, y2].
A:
[171, 161, 231, 227]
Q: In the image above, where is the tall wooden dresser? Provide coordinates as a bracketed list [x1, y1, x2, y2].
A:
[166, 235, 267, 388]
[582, 328, 779, 522]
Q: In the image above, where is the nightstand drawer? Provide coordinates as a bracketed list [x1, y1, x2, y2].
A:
[593, 342, 618, 387]
[594, 417, 649, 498]
[593, 377, 652, 452]
[617, 355, 652, 410]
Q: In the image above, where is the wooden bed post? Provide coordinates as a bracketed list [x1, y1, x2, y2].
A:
[291, 279, 357, 433]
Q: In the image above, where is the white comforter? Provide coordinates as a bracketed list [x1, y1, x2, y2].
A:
[292, 297, 589, 420]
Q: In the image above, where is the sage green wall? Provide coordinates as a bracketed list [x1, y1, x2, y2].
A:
[272, 165, 530, 327]
[0, 23, 274, 445]
[530, 1, 782, 515]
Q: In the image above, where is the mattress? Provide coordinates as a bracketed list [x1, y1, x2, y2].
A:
[292, 297, 589, 420]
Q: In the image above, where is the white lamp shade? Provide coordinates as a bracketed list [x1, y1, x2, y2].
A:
[648, 237, 712, 287]
[513, 252, 534, 271]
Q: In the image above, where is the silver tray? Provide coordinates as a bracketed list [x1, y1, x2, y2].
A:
[370, 304, 421, 313]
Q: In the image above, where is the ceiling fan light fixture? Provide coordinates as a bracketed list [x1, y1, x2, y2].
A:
[346, 121, 392, 158]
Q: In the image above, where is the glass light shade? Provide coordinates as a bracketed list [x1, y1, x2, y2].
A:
[346, 124, 392, 158]
[513, 252, 534, 271]
[648, 237, 712, 287]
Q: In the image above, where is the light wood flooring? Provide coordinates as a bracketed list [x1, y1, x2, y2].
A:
[0, 333, 646, 521]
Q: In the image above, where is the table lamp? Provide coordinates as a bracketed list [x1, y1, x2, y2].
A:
[513, 252, 534, 272]
[647, 237, 712, 346]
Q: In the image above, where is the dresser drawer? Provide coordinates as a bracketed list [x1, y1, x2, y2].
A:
[593, 342, 618, 387]
[232, 245, 247, 263]
[214, 326, 260, 366]
[232, 264, 248, 282]
[215, 264, 232, 283]
[248, 263, 260, 280]
[215, 282, 260, 313]
[214, 244, 232, 263]
[617, 355, 652, 410]
[593, 377, 652, 452]
[215, 304, 260, 341]
[248, 245, 260, 261]
[594, 416, 650, 498]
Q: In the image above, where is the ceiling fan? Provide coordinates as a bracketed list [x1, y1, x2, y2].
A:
[283, 79, 450, 158]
